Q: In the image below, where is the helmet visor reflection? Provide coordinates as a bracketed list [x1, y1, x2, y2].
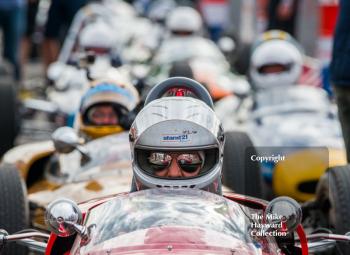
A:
[135, 148, 219, 180]
[148, 152, 203, 173]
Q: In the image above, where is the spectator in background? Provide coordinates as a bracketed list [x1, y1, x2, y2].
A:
[21, 0, 40, 76]
[330, 0, 350, 162]
[42, 0, 87, 72]
[266, 0, 299, 37]
[0, 0, 27, 81]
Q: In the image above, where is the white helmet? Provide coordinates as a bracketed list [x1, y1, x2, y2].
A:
[79, 20, 116, 54]
[129, 78, 224, 194]
[249, 39, 303, 90]
[166, 6, 202, 36]
[103, 0, 136, 18]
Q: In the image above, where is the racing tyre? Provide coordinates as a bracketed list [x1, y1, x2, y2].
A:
[222, 131, 263, 198]
[0, 165, 29, 255]
[0, 81, 20, 157]
[316, 165, 350, 254]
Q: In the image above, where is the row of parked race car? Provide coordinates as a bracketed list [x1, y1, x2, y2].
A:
[0, 0, 350, 254]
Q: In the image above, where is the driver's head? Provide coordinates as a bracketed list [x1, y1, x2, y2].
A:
[87, 104, 119, 125]
[249, 30, 303, 90]
[129, 96, 224, 195]
[165, 6, 203, 37]
[79, 19, 115, 56]
[78, 79, 140, 139]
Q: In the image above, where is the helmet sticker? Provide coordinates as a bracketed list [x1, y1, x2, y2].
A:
[162, 134, 190, 142]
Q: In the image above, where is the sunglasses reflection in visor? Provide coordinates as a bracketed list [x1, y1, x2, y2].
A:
[148, 152, 204, 173]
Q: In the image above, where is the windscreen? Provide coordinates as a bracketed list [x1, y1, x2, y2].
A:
[84, 189, 252, 246]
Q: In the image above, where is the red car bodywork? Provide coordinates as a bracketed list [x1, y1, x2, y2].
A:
[45, 192, 308, 255]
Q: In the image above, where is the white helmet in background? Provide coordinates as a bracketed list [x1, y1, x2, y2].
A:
[103, 0, 136, 18]
[249, 38, 303, 90]
[166, 6, 202, 36]
[79, 19, 116, 55]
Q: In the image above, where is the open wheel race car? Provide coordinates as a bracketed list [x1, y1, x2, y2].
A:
[247, 86, 346, 202]
[0, 78, 261, 254]
[1, 78, 349, 255]
[1, 188, 350, 255]
[0, 128, 133, 230]
[215, 84, 347, 202]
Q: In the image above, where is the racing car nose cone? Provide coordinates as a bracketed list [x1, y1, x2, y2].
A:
[265, 196, 302, 233]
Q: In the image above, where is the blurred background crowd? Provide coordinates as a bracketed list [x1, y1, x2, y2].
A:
[3, 2, 350, 252]
[0, 0, 339, 82]
[0, 0, 345, 156]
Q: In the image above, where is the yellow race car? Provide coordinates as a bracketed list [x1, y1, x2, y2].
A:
[248, 86, 347, 202]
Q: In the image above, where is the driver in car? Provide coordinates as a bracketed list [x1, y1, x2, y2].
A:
[129, 86, 225, 195]
[76, 79, 140, 139]
[87, 104, 119, 126]
[248, 30, 303, 91]
[45, 79, 140, 177]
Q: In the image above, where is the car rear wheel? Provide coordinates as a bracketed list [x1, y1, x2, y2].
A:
[0, 165, 29, 255]
[315, 165, 350, 254]
[222, 131, 263, 198]
[0, 81, 20, 156]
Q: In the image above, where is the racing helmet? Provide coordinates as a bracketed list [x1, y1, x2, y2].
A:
[78, 79, 140, 139]
[166, 6, 203, 36]
[252, 30, 302, 51]
[79, 19, 116, 56]
[249, 30, 303, 90]
[129, 78, 225, 194]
